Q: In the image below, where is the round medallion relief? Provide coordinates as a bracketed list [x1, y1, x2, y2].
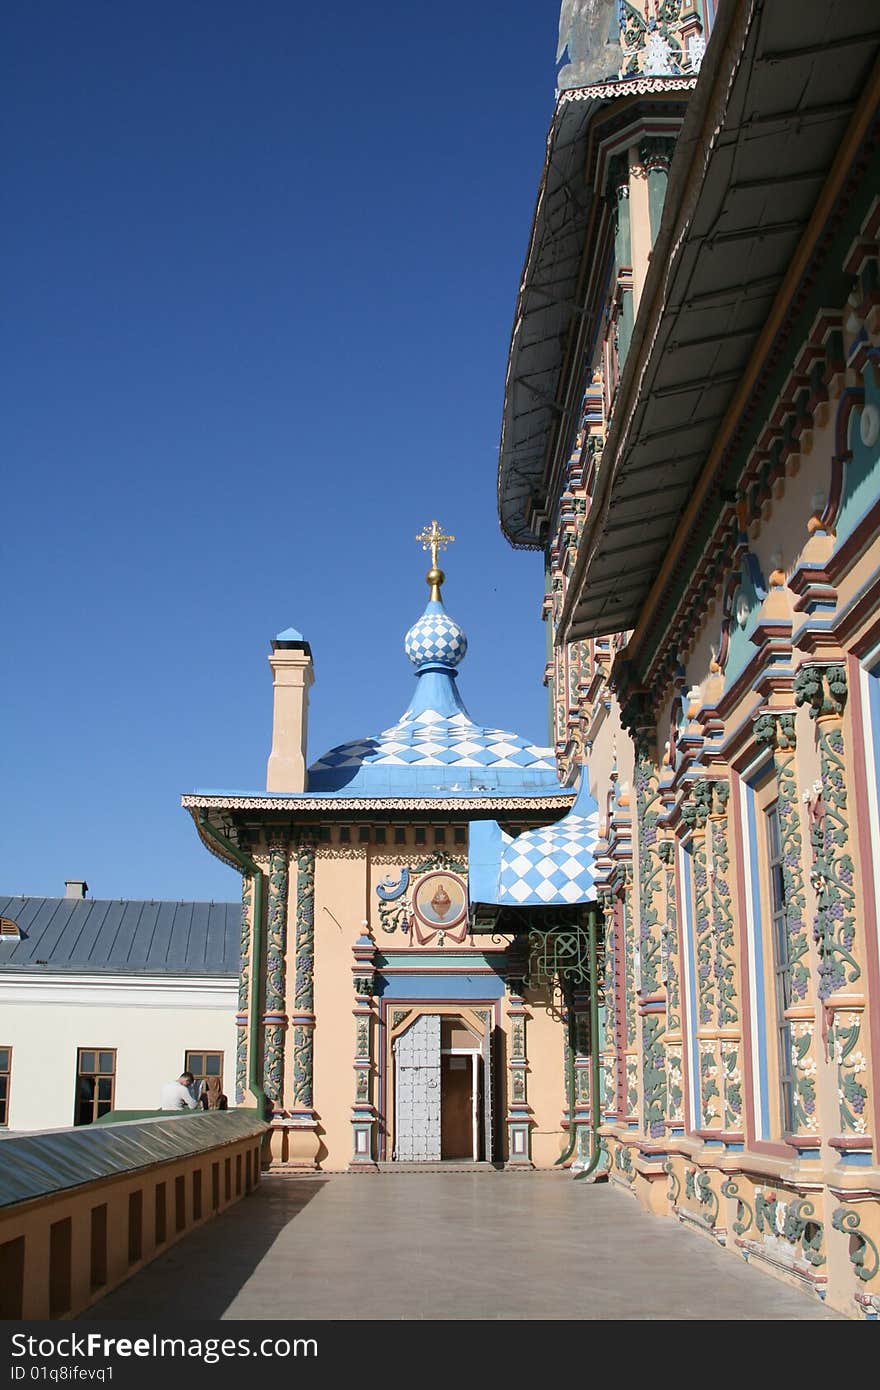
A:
[411, 871, 468, 931]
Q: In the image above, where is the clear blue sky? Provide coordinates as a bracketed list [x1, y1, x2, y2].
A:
[3, 2, 561, 901]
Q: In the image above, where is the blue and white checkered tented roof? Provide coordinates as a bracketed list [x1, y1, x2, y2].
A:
[468, 773, 601, 906]
[307, 593, 564, 798]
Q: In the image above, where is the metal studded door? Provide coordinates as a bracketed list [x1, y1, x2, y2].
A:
[394, 1013, 441, 1161]
[481, 1020, 493, 1163]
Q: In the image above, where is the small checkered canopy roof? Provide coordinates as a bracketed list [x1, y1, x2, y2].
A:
[468, 773, 600, 907]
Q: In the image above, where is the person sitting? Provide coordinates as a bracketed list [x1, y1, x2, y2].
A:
[199, 1075, 228, 1111]
[160, 1071, 198, 1110]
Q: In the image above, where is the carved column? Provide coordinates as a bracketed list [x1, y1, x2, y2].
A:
[659, 838, 685, 1133]
[235, 875, 252, 1105]
[621, 860, 639, 1126]
[350, 927, 378, 1168]
[682, 781, 723, 1130]
[706, 778, 744, 1135]
[505, 975, 532, 1166]
[795, 664, 872, 1147]
[570, 987, 594, 1170]
[286, 838, 320, 1168]
[263, 833, 290, 1112]
[754, 710, 820, 1137]
[597, 886, 620, 1128]
[633, 723, 668, 1141]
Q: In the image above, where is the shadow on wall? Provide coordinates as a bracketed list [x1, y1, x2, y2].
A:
[80, 1180, 327, 1321]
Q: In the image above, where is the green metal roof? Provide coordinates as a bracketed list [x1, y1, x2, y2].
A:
[0, 1111, 266, 1209]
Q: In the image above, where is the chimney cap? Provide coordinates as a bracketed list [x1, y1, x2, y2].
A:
[272, 627, 311, 655]
[64, 880, 88, 899]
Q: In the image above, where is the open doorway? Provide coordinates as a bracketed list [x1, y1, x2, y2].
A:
[440, 1017, 481, 1160]
[391, 1009, 493, 1163]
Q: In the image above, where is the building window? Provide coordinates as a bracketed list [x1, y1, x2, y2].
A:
[766, 806, 794, 1133]
[0, 1048, 10, 1126]
[185, 1051, 224, 1093]
[75, 1049, 116, 1126]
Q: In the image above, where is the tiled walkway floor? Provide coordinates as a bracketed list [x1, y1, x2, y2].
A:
[85, 1173, 842, 1320]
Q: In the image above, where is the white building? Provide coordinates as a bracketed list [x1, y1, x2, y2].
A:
[0, 888, 238, 1132]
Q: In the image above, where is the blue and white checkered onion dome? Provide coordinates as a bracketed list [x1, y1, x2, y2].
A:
[404, 607, 468, 670]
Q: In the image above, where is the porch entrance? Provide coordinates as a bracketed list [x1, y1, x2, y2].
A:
[392, 1012, 491, 1163]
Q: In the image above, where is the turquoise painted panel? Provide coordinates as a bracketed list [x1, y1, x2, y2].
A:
[724, 553, 767, 688]
[835, 380, 880, 544]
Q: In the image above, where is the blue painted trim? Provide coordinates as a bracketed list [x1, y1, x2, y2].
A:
[379, 974, 505, 1000]
[867, 662, 880, 824]
[467, 820, 505, 904]
[679, 844, 700, 1130]
[838, 1150, 874, 1166]
[743, 776, 771, 1139]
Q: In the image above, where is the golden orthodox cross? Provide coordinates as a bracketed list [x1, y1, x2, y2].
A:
[415, 519, 455, 569]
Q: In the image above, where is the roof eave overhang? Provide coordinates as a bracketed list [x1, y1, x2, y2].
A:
[183, 793, 575, 817]
[497, 75, 698, 550]
[559, 0, 880, 649]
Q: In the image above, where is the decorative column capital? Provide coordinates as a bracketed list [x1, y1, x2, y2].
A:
[794, 663, 848, 720]
[619, 688, 655, 752]
[754, 710, 797, 750]
[682, 779, 714, 832]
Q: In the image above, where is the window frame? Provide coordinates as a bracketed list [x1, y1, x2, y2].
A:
[184, 1051, 224, 1094]
[0, 1046, 11, 1127]
[74, 1048, 117, 1126]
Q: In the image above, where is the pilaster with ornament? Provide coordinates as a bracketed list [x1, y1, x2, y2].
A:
[628, 704, 668, 1141]
[262, 834, 290, 1110]
[569, 986, 596, 1168]
[706, 779, 744, 1133]
[289, 840, 318, 1136]
[619, 860, 639, 1124]
[350, 926, 378, 1167]
[606, 767, 636, 1126]
[658, 839, 684, 1127]
[235, 874, 252, 1104]
[597, 885, 620, 1123]
[753, 710, 820, 1136]
[681, 781, 722, 1128]
[794, 664, 870, 1141]
[505, 965, 533, 1165]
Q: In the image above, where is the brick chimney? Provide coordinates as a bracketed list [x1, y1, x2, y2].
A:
[266, 628, 314, 793]
[65, 880, 88, 899]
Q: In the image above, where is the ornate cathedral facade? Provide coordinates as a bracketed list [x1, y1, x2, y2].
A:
[496, 0, 880, 1320]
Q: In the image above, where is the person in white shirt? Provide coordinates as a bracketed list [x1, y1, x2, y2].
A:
[160, 1071, 198, 1111]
